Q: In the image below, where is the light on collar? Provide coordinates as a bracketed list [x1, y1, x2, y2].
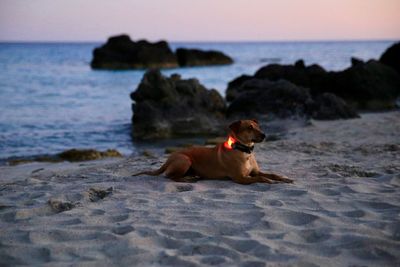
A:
[223, 136, 236, 150]
[223, 135, 255, 154]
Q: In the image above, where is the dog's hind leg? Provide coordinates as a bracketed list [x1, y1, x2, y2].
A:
[164, 154, 193, 182]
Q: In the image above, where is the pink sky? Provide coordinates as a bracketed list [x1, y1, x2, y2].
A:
[0, 0, 399, 42]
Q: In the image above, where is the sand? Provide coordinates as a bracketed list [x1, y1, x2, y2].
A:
[1, 111, 399, 267]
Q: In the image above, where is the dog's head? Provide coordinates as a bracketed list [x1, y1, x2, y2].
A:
[228, 119, 266, 144]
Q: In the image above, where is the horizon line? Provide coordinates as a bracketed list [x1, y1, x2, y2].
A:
[0, 37, 398, 44]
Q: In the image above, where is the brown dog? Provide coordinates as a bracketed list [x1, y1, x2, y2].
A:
[132, 119, 293, 184]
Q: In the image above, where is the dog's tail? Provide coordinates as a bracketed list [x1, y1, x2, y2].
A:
[132, 162, 167, 177]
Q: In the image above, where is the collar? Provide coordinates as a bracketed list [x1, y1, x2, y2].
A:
[223, 136, 254, 154]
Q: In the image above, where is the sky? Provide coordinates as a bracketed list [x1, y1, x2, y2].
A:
[0, 0, 399, 42]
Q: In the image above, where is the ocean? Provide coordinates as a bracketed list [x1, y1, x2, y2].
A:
[0, 40, 395, 160]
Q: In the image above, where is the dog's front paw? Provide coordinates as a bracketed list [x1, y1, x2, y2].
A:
[280, 175, 294, 183]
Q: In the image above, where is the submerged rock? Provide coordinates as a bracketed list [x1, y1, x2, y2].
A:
[176, 48, 233, 67]
[131, 69, 226, 139]
[380, 41, 400, 75]
[91, 35, 178, 70]
[57, 149, 122, 162]
[8, 149, 122, 165]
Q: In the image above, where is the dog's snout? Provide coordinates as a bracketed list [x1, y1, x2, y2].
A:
[260, 133, 266, 141]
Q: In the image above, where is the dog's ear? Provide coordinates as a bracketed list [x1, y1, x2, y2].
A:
[251, 119, 259, 124]
[229, 120, 242, 133]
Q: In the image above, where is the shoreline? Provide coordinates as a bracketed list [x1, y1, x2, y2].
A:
[3, 110, 397, 166]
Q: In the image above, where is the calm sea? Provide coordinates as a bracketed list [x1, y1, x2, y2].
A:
[0, 40, 395, 159]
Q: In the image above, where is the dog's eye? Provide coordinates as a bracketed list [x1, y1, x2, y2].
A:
[248, 125, 253, 130]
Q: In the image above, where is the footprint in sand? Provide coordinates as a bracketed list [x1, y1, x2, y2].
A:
[165, 183, 194, 193]
[112, 225, 134, 235]
[275, 210, 319, 226]
[160, 229, 203, 239]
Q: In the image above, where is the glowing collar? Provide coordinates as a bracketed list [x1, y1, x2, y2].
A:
[223, 136, 254, 154]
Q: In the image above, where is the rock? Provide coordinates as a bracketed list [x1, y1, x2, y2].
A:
[8, 149, 122, 165]
[226, 78, 359, 120]
[8, 156, 61, 166]
[87, 187, 113, 202]
[228, 59, 400, 110]
[380, 42, 400, 75]
[91, 35, 178, 69]
[176, 48, 233, 67]
[327, 60, 400, 109]
[227, 79, 314, 119]
[226, 75, 253, 102]
[48, 199, 75, 213]
[351, 57, 364, 66]
[311, 93, 359, 120]
[131, 69, 226, 139]
[254, 60, 328, 92]
[58, 149, 122, 162]
[226, 60, 327, 103]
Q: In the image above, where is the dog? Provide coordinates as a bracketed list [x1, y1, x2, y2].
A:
[132, 119, 293, 184]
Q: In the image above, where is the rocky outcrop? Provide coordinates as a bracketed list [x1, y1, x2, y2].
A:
[226, 75, 253, 101]
[254, 60, 327, 92]
[91, 35, 178, 70]
[311, 93, 360, 120]
[227, 79, 314, 119]
[380, 42, 400, 75]
[131, 70, 226, 139]
[91, 35, 234, 70]
[226, 79, 358, 120]
[176, 48, 233, 67]
[326, 60, 400, 109]
[227, 59, 400, 110]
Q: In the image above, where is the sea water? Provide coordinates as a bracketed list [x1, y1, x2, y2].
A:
[0, 40, 395, 159]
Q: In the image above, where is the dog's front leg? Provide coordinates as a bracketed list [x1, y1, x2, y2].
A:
[232, 175, 275, 185]
[258, 171, 293, 183]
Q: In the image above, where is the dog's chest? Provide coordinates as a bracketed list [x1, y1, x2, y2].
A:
[242, 155, 253, 173]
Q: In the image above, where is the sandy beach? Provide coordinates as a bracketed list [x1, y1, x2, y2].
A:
[1, 111, 399, 266]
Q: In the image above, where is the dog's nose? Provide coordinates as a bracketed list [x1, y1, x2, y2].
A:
[261, 133, 266, 140]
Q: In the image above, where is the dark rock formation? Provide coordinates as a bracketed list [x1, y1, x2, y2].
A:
[326, 60, 400, 109]
[226, 78, 359, 120]
[131, 70, 226, 139]
[254, 60, 328, 93]
[91, 35, 234, 70]
[380, 42, 400, 75]
[176, 48, 233, 67]
[351, 57, 364, 67]
[311, 93, 360, 120]
[227, 79, 315, 118]
[226, 75, 253, 101]
[227, 59, 400, 110]
[91, 35, 178, 69]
